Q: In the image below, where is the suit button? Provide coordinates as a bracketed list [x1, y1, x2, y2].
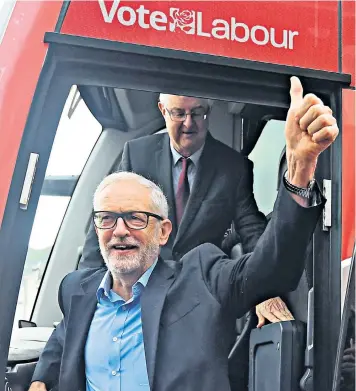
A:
[112, 370, 117, 376]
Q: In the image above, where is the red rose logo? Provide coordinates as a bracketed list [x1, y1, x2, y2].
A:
[170, 9, 195, 34]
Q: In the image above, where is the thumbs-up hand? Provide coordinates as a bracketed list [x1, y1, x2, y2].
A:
[285, 76, 339, 187]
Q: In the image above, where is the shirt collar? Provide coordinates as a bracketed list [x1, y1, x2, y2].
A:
[170, 141, 205, 167]
[96, 258, 158, 302]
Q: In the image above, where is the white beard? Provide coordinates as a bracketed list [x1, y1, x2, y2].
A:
[100, 236, 160, 278]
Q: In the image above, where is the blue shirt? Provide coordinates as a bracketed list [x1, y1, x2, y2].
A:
[170, 142, 204, 195]
[85, 260, 157, 391]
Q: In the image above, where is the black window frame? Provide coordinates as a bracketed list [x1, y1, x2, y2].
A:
[0, 32, 350, 390]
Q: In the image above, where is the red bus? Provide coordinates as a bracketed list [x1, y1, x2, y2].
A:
[0, 1, 354, 390]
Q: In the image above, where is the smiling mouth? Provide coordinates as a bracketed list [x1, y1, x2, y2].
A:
[111, 244, 138, 251]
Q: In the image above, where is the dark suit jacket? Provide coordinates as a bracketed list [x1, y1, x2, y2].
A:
[32, 186, 324, 391]
[81, 132, 267, 266]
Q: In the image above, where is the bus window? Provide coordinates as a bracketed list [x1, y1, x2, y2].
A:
[249, 120, 286, 216]
[13, 86, 101, 329]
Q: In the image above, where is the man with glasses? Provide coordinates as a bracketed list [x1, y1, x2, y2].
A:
[29, 77, 339, 390]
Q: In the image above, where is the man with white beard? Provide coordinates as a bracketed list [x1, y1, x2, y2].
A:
[91, 173, 171, 303]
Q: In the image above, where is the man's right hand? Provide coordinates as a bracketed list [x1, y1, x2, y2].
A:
[28, 381, 47, 391]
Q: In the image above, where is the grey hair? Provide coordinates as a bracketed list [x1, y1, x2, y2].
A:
[159, 93, 214, 109]
[93, 172, 169, 218]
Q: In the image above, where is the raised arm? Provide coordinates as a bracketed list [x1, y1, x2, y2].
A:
[201, 183, 324, 318]
[202, 76, 338, 318]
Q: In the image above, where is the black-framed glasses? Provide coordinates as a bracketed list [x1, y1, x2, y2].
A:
[166, 107, 208, 122]
[93, 211, 163, 230]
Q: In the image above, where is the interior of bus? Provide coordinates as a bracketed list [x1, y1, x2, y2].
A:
[1, 35, 353, 391]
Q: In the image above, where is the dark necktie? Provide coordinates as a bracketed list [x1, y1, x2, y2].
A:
[175, 157, 191, 225]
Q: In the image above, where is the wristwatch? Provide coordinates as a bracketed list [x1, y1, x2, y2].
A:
[283, 170, 316, 199]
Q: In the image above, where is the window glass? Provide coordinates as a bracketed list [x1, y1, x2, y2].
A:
[13, 86, 102, 328]
[46, 87, 102, 176]
[249, 120, 286, 215]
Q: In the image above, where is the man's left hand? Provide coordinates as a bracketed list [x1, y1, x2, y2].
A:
[256, 297, 294, 328]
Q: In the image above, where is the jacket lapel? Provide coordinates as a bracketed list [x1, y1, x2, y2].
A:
[62, 269, 106, 391]
[175, 133, 217, 245]
[155, 134, 177, 236]
[141, 259, 175, 389]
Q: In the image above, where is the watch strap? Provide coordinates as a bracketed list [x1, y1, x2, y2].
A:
[283, 171, 316, 199]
